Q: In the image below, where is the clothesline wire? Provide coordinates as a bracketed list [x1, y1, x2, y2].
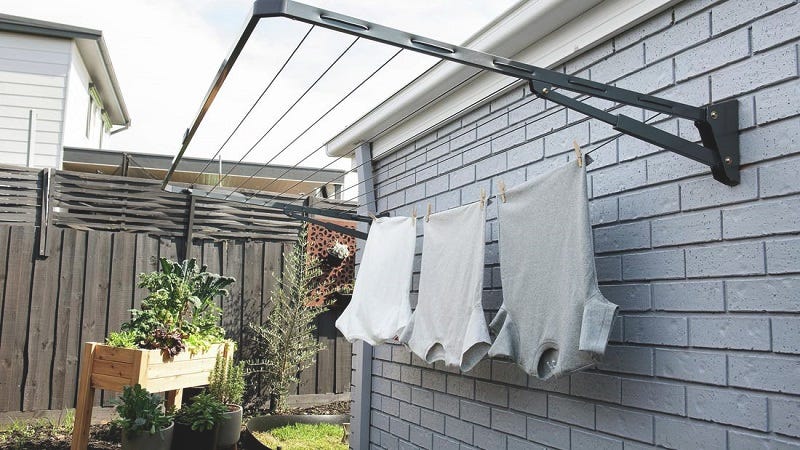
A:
[205, 34, 361, 196]
[190, 25, 315, 186]
[338, 104, 668, 213]
[255, 68, 491, 207]
[234, 47, 405, 202]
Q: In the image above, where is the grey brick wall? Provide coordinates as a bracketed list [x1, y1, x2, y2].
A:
[360, 1, 800, 448]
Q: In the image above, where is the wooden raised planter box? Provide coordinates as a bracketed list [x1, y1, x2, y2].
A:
[71, 341, 232, 450]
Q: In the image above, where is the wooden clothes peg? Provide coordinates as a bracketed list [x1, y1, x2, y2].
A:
[425, 203, 432, 222]
[498, 180, 507, 203]
[479, 188, 487, 208]
[572, 140, 583, 167]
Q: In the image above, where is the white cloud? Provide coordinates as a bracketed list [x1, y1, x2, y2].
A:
[3, 0, 517, 173]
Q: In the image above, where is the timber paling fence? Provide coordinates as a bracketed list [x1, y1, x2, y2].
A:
[0, 164, 352, 413]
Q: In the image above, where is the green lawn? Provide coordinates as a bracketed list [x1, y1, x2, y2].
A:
[253, 423, 347, 450]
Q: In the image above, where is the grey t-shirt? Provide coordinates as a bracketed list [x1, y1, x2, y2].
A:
[488, 162, 618, 379]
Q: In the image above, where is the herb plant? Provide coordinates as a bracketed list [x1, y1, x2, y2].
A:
[105, 330, 138, 349]
[114, 384, 172, 436]
[247, 225, 327, 413]
[208, 353, 245, 406]
[175, 392, 226, 432]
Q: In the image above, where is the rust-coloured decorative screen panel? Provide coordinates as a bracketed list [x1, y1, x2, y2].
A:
[306, 220, 356, 306]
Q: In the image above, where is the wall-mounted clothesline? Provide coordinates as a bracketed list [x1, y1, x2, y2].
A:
[161, 0, 742, 238]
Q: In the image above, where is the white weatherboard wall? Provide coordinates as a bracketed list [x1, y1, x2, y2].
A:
[360, 1, 800, 449]
[0, 32, 107, 169]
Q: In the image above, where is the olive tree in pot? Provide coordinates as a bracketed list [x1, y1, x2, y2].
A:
[173, 392, 226, 450]
[208, 354, 245, 449]
[115, 384, 174, 450]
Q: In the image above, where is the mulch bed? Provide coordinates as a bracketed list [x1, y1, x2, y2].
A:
[0, 402, 350, 450]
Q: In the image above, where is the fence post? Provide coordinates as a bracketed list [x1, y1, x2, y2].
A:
[26, 110, 37, 168]
[184, 195, 196, 260]
[38, 168, 51, 257]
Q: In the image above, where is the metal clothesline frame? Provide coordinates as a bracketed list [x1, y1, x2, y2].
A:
[161, 0, 741, 238]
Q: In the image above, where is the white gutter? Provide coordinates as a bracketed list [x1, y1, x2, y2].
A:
[326, 0, 678, 159]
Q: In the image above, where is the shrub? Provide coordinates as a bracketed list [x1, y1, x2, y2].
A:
[175, 392, 226, 432]
[208, 353, 245, 406]
[114, 384, 172, 436]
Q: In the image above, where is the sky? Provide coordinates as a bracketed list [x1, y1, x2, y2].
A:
[4, 0, 518, 174]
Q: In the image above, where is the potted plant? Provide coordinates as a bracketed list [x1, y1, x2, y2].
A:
[173, 392, 226, 450]
[208, 353, 245, 450]
[115, 384, 174, 450]
[246, 225, 327, 414]
[325, 240, 350, 266]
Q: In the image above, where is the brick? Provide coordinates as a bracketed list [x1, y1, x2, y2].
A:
[675, 28, 749, 81]
[760, 157, 800, 198]
[451, 128, 478, 151]
[491, 125, 526, 153]
[438, 152, 463, 174]
[618, 184, 679, 220]
[415, 163, 437, 183]
[681, 167, 758, 210]
[409, 424, 432, 449]
[621, 379, 686, 415]
[525, 108, 566, 140]
[405, 183, 426, 203]
[448, 165, 475, 189]
[425, 175, 449, 197]
[401, 366, 422, 385]
[462, 141, 491, 165]
[473, 425, 506, 450]
[420, 409, 444, 433]
[655, 348, 727, 385]
[547, 395, 595, 428]
[491, 408, 527, 438]
[383, 362, 402, 380]
[771, 398, 800, 438]
[596, 255, 623, 281]
[507, 436, 547, 450]
[545, 123, 590, 157]
[652, 211, 722, 247]
[727, 277, 800, 311]
[399, 403, 422, 425]
[646, 150, 709, 184]
[756, 79, 800, 124]
[646, 13, 709, 63]
[593, 160, 647, 197]
[476, 113, 508, 140]
[773, 318, 800, 354]
[374, 344, 393, 361]
[475, 153, 506, 179]
[652, 280, 725, 311]
[506, 140, 543, 168]
[527, 417, 570, 450]
[411, 387, 433, 409]
[382, 397, 401, 416]
[373, 411, 391, 431]
[589, 196, 618, 225]
[596, 345, 654, 376]
[446, 375, 474, 399]
[688, 386, 768, 430]
[421, 369, 446, 392]
[616, 59, 673, 95]
[490, 360, 528, 387]
[432, 434, 460, 450]
[712, 0, 794, 34]
[374, 377, 392, 396]
[571, 429, 623, 450]
[599, 284, 651, 312]
[625, 316, 688, 346]
[390, 417, 410, 440]
[686, 241, 765, 278]
[596, 405, 653, 443]
[594, 222, 651, 253]
[509, 98, 545, 125]
[740, 117, 800, 164]
[729, 430, 800, 450]
[570, 371, 621, 403]
[593, 43, 646, 83]
[392, 381, 412, 402]
[729, 354, 800, 394]
[622, 249, 685, 280]
[508, 387, 547, 416]
[753, 3, 800, 51]
[444, 416, 473, 444]
[434, 392, 460, 417]
[689, 317, 771, 350]
[459, 400, 490, 427]
[711, 44, 798, 101]
[723, 197, 800, 239]
[475, 381, 508, 407]
[654, 416, 726, 450]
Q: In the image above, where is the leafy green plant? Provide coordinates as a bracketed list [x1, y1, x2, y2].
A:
[247, 225, 327, 413]
[175, 392, 226, 432]
[208, 352, 245, 406]
[108, 258, 235, 357]
[114, 384, 172, 436]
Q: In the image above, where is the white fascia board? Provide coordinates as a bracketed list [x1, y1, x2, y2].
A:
[326, 0, 679, 159]
[75, 37, 130, 127]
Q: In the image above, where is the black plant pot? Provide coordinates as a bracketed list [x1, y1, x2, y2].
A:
[216, 404, 243, 450]
[172, 422, 218, 450]
[324, 252, 345, 267]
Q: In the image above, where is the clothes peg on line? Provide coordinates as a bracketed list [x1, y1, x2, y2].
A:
[498, 180, 507, 203]
[368, 212, 378, 221]
[426, 203, 432, 222]
[572, 140, 583, 167]
[411, 205, 417, 220]
[479, 188, 487, 208]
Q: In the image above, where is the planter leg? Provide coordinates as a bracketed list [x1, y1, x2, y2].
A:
[71, 343, 97, 450]
[165, 388, 183, 411]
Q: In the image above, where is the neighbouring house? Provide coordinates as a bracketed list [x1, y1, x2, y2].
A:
[328, 1, 800, 449]
[0, 14, 129, 169]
